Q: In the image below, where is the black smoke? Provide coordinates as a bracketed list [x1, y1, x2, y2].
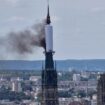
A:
[0, 21, 46, 55]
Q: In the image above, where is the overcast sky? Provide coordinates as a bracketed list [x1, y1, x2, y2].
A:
[0, 0, 105, 60]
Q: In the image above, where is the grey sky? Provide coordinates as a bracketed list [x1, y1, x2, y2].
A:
[0, 0, 105, 60]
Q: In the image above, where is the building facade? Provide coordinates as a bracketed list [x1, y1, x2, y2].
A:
[97, 74, 105, 105]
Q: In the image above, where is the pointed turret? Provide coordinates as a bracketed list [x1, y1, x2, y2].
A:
[46, 5, 51, 24]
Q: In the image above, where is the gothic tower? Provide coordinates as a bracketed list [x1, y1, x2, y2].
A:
[41, 4, 59, 105]
[97, 74, 105, 105]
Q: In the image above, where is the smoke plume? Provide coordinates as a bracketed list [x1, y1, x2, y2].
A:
[0, 21, 46, 56]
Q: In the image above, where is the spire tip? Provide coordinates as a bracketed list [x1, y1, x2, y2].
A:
[46, 0, 51, 24]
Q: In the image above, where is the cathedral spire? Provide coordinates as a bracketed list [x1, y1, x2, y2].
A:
[46, 3, 51, 24]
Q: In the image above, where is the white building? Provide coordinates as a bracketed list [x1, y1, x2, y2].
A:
[91, 94, 97, 105]
[11, 77, 23, 82]
[73, 74, 81, 81]
[12, 81, 22, 92]
[91, 100, 97, 105]
[81, 71, 90, 79]
[29, 76, 41, 82]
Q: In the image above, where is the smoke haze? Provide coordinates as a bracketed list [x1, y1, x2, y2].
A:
[0, 21, 46, 60]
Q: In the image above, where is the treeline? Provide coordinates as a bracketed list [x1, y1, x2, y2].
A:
[0, 70, 41, 79]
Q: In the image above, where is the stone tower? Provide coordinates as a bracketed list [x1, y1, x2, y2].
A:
[41, 4, 59, 105]
[97, 74, 105, 105]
